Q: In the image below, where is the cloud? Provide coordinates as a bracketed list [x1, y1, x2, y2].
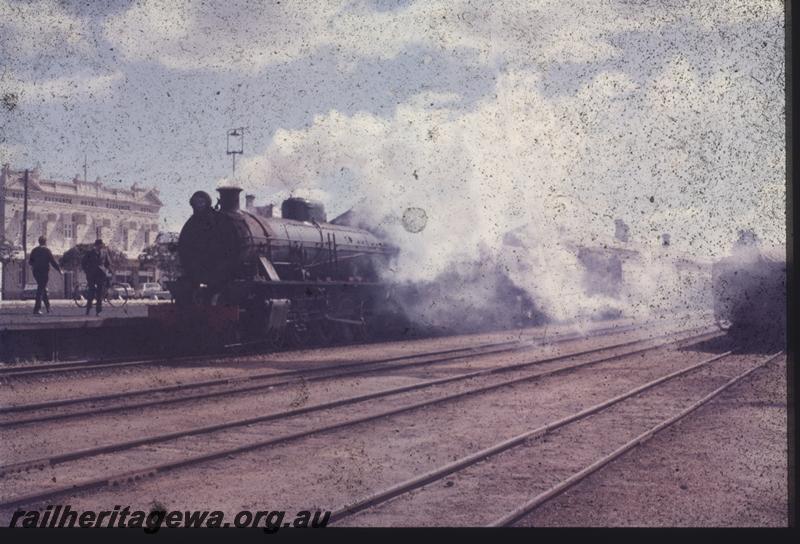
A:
[104, 0, 482, 72]
[104, 1, 339, 72]
[0, 0, 92, 64]
[97, 0, 629, 72]
[102, 0, 782, 76]
[0, 142, 26, 164]
[0, 72, 123, 104]
[102, 0, 498, 72]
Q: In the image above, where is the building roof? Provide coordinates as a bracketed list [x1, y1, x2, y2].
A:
[1, 164, 163, 207]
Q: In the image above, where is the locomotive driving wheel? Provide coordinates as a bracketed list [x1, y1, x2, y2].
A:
[313, 319, 337, 346]
[320, 295, 367, 345]
[285, 311, 313, 349]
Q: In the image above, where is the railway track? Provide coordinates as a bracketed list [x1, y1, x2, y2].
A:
[327, 349, 782, 526]
[0, 321, 647, 427]
[490, 352, 782, 527]
[0, 349, 242, 379]
[0, 324, 718, 509]
[0, 321, 643, 379]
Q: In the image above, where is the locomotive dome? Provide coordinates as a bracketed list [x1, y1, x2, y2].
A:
[281, 197, 327, 223]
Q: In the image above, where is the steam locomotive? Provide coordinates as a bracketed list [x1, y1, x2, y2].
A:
[152, 187, 398, 348]
[711, 247, 786, 342]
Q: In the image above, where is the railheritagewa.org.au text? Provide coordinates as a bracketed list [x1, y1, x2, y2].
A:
[9, 505, 330, 532]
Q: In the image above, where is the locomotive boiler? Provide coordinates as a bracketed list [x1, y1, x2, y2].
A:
[711, 246, 786, 342]
[154, 187, 398, 348]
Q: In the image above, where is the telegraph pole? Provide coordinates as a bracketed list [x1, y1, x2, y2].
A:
[226, 128, 244, 180]
[21, 168, 29, 286]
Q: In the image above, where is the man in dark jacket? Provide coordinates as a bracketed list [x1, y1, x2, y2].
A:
[81, 239, 112, 316]
[28, 236, 62, 315]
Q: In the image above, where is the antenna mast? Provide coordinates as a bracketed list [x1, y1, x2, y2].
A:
[226, 128, 244, 181]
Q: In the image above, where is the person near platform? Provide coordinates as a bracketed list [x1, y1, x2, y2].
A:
[28, 236, 62, 315]
[81, 239, 113, 316]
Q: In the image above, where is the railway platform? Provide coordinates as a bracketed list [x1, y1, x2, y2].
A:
[0, 301, 165, 362]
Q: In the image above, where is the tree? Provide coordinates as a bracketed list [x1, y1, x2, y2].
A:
[0, 238, 21, 265]
[60, 243, 128, 272]
[138, 232, 181, 281]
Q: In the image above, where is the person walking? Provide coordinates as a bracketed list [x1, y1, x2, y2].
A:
[28, 236, 62, 315]
[81, 239, 113, 316]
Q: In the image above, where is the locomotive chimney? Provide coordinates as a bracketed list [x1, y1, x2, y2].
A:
[217, 187, 242, 212]
[245, 194, 255, 211]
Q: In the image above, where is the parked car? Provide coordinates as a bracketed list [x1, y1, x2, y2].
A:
[21, 283, 39, 300]
[109, 282, 133, 299]
[73, 283, 89, 301]
[137, 282, 172, 300]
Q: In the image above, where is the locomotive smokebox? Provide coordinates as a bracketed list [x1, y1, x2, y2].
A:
[218, 186, 243, 212]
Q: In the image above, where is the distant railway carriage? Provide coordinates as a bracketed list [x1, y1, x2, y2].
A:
[151, 187, 399, 348]
[711, 247, 786, 340]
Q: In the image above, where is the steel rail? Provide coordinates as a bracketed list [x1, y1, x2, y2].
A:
[327, 347, 747, 523]
[1, 321, 573, 378]
[0, 339, 520, 412]
[0, 322, 642, 381]
[0, 328, 716, 507]
[0, 338, 516, 379]
[0, 352, 221, 378]
[0, 323, 646, 426]
[489, 350, 784, 527]
[0, 326, 708, 476]
[0, 344, 525, 428]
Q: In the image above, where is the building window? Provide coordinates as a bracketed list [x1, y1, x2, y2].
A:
[96, 226, 103, 238]
[44, 196, 73, 204]
[63, 222, 74, 239]
[125, 229, 138, 251]
[41, 222, 47, 237]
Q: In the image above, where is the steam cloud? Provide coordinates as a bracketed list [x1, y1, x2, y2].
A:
[229, 2, 782, 331]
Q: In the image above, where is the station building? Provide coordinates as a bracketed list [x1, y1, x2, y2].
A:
[0, 164, 163, 300]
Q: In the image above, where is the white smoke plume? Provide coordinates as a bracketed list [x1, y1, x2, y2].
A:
[230, 2, 782, 330]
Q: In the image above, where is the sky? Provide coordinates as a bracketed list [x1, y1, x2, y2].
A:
[0, 0, 785, 267]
